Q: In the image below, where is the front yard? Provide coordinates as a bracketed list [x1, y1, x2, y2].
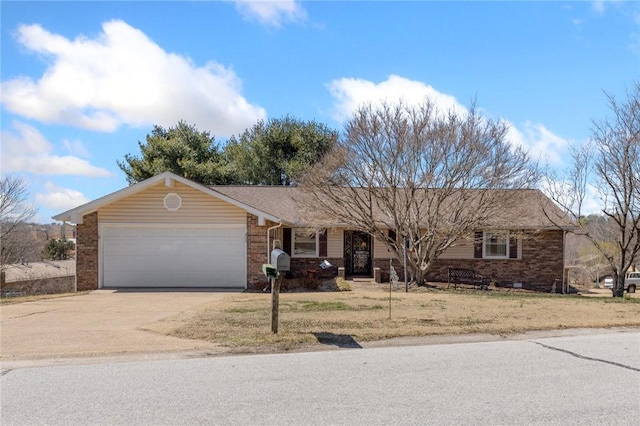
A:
[144, 281, 640, 353]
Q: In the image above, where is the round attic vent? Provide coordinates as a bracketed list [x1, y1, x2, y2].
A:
[163, 193, 182, 211]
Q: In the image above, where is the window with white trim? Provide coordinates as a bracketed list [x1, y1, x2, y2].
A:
[292, 228, 318, 257]
[163, 193, 182, 211]
[483, 232, 509, 258]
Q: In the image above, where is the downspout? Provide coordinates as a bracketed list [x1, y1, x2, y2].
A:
[267, 222, 283, 264]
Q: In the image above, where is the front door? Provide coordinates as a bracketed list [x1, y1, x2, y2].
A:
[344, 231, 372, 276]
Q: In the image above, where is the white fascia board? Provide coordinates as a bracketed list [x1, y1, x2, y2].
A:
[70, 213, 84, 225]
[162, 173, 284, 224]
[52, 172, 172, 223]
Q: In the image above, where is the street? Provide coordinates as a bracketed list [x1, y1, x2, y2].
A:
[2, 331, 639, 425]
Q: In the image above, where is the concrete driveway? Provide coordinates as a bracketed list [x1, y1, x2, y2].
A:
[1, 290, 237, 366]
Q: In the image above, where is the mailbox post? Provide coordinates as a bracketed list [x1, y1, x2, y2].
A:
[267, 248, 290, 334]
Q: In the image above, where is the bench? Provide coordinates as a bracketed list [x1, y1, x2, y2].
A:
[447, 267, 487, 290]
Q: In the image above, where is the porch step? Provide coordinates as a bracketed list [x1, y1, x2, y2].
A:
[351, 277, 375, 283]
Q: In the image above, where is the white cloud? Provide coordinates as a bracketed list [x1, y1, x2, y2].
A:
[62, 139, 90, 158]
[592, 1, 606, 15]
[541, 178, 603, 216]
[327, 74, 466, 122]
[506, 121, 571, 165]
[1, 20, 266, 136]
[233, 0, 307, 27]
[327, 74, 574, 168]
[591, 0, 623, 15]
[583, 183, 604, 214]
[35, 181, 90, 211]
[1, 121, 112, 177]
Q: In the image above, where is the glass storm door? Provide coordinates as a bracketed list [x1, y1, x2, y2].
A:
[344, 231, 372, 276]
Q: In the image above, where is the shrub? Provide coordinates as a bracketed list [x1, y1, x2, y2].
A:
[335, 277, 352, 292]
[279, 277, 322, 292]
[42, 238, 75, 260]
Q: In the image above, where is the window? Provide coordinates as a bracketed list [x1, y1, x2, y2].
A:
[474, 231, 518, 259]
[163, 193, 182, 211]
[483, 232, 508, 258]
[293, 228, 317, 257]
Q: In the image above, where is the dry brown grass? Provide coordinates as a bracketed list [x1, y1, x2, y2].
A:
[147, 281, 640, 353]
[0, 291, 90, 305]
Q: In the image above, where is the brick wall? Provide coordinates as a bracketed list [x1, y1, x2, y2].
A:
[245, 215, 344, 289]
[1, 275, 75, 296]
[76, 212, 99, 291]
[288, 257, 344, 279]
[246, 214, 270, 290]
[373, 230, 565, 292]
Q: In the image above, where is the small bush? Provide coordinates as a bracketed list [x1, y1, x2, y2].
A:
[279, 276, 322, 292]
[335, 277, 352, 292]
[301, 276, 322, 290]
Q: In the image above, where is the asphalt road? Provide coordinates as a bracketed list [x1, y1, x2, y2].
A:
[2, 331, 639, 425]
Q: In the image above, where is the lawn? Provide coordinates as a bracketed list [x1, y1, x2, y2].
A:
[145, 281, 640, 353]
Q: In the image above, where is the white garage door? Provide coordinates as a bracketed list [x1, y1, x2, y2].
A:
[102, 224, 246, 288]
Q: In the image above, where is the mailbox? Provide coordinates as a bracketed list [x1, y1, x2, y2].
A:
[262, 264, 279, 279]
[271, 248, 291, 272]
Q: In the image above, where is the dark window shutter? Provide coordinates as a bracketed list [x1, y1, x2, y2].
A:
[282, 228, 292, 256]
[388, 229, 397, 244]
[474, 231, 483, 259]
[318, 229, 328, 257]
[509, 232, 518, 259]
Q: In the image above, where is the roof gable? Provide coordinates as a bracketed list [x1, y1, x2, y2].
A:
[53, 172, 281, 224]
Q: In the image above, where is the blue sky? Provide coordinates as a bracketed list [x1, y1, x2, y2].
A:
[1, 1, 639, 223]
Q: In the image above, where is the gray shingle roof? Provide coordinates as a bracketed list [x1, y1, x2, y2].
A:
[211, 186, 307, 225]
[211, 186, 576, 230]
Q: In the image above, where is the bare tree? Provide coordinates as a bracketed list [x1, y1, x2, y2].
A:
[545, 83, 640, 297]
[1, 175, 37, 267]
[300, 99, 539, 284]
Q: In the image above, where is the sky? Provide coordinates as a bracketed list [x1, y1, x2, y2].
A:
[1, 0, 639, 223]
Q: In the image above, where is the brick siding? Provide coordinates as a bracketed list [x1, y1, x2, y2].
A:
[373, 230, 565, 292]
[245, 215, 344, 289]
[246, 214, 270, 290]
[288, 257, 344, 279]
[76, 212, 99, 291]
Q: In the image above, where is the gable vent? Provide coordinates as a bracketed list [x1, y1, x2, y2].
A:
[163, 193, 182, 211]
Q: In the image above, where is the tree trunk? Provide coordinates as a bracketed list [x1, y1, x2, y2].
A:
[410, 263, 427, 286]
[613, 276, 625, 298]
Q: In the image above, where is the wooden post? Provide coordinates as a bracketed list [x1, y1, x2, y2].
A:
[389, 274, 392, 319]
[404, 237, 408, 292]
[271, 277, 280, 333]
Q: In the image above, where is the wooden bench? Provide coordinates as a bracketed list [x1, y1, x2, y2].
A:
[447, 267, 487, 290]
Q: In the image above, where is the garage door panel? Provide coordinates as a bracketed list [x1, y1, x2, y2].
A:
[102, 225, 246, 288]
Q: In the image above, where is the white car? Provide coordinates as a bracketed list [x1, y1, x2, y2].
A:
[603, 277, 613, 288]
